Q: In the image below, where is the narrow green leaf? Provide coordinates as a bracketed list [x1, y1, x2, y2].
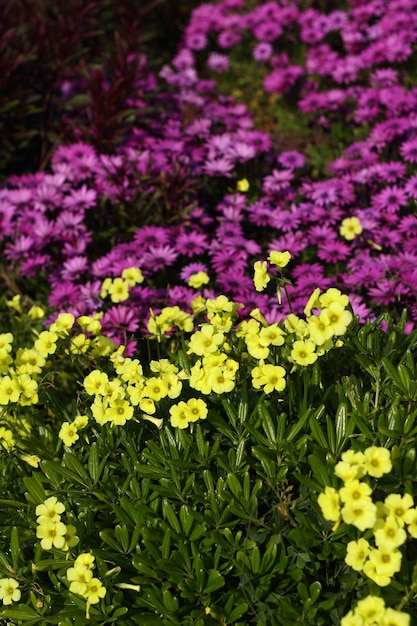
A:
[179, 505, 194, 537]
[258, 402, 276, 443]
[227, 473, 243, 500]
[23, 476, 47, 505]
[162, 499, 181, 534]
[115, 524, 130, 552]
[309, 415, 329, 450]
[88, 442, 100, 483]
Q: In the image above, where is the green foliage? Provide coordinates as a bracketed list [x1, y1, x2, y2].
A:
[1, 289, 417, 623]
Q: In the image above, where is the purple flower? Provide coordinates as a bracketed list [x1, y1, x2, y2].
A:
[253, 42, 273, 62]
[203, 157, 234, 177]
[142, 245, 178, 271]
[277, 151, 306, 169]
[180, 263, 208, 282]
[174, 231, 208, 257]
[372, 185, 408, 213]
[207, 52, 230, 72]
[400, 138, 417, 163]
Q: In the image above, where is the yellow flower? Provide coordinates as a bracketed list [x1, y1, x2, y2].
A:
[404, 507, 417, 537]
[307, 312, 334, 346]
[49, 312, 75, 336]
[374, 516, 407, 551]
[324, 302, 353, 335]
[253, 261, 270, 292]
[363, 446, 392, 478]
[62, 525, 80, 551]
[34, 330, 58, 356]
[319, 288, 349, 309]
[340, 610, 363, 626]
[339, 479, 372, 505]
[186, 398, 208, 422]
[284, 314, 308, 338]
[188, 272, 210, 288]
[384, 493, 414, 527]
[317, 486, 340, 522]
[245, 334, 270, 360]
[335, 450, 365, 482]
[36, 496, 65, 523]
[161, 373, 182, 399]
[290, 340, 318, 366]
[0, 578, 21, 605]
[341, 498, 377, 531]
[72, 415, 89, 429]
[268, 250, 291, 268]
[0, 376, 20, 405]
[143, 377, 168, 401]
[28, 305, 45, 320]
[363, 559, 392, 587]
[380, 607, 411, 626]
[84, 577, 106, 603]
[170, 401, 192, 429]
[0, 333, 13, 352]
[187, 325, 224, 356]
[367, 546, 402, 579]
[67, 562, 93, 596]
[36, 519, 67, 550]
[22, 454, 41, 468]
[251, 363, 286, 393]
[355, 596, 385, 623]
[345, 538, 371, 571]
[258, 324, 285, 347]
[107, 277, 129, 303]
[121, 267, 144, 286]
[83, 370, 109, 396]
[206, 367, 236, 394]
[106, 399, 134, 426]
[59, 422, 79, 447]
[75, 553, 95, 569]
[340, 216, 362, 240]
[236, 178, 249, 192]
[303, 287, 321, 316]
[0, 427, 15, 450]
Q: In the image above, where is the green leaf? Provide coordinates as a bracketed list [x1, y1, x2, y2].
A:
[162, 499, 181, 534]
[258, 402, 276, 444]
[227, 473, 243, 500]
[23, 476, 47, 505]
[0, 605, 40, 620]
[100, 530, 124, 553]
[115, 524, 130, 552]
[87, 442, 100, 483]
[228, 602, 249, 623]
[204, 569, 225, 593]
[10, 526, 20, 570]
[179, 505, 194, 537]
[335, 403, 348, 451]
[309, 413, 329, 450]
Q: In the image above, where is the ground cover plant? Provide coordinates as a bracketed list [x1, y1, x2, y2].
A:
[2, 0, 417, 624]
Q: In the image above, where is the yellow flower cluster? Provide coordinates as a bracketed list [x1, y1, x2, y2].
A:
[318, 447, 417, 587]
[59, 415, 89, 447]
[341, 595, 409, 626]
[36, 496, 79, 552]
[66, 553, 106, 618]
[83, 353, 208, 430]
[147, 305, 195, 337]
[286, 288, 352, 366]
[100, 267, 144, 303]
[0, 577, 21, 605]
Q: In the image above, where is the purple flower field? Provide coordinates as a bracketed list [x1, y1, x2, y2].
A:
[2, 0, 417, 351]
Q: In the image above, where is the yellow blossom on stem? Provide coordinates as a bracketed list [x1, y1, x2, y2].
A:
[253, 261, 270, 292]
